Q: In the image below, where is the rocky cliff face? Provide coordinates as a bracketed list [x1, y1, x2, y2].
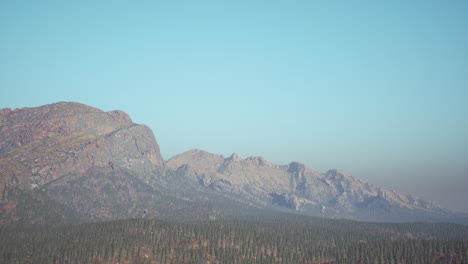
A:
[0, 102, 164, 192]
[167, 149, 452, 222]
[0, 102, 169, 224]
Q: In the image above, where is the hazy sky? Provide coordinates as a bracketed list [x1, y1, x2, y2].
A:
[1, 1, 467, 212]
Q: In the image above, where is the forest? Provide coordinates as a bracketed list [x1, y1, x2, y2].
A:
[1, 213, 467, 264]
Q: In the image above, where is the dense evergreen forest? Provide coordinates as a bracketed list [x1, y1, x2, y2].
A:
[1, 214, 467, 264]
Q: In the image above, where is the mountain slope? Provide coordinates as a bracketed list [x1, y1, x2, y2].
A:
[0, 102, 163, 190]
[0, 102, 465, 225]
[167, 149, 455, 222]
[0, 102, 181, 224]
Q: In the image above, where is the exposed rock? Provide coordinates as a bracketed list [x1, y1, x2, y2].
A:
[270, 192, 311, 210]
[0, 108, 12, 116]
[228, 153, 241, 162]
[0, 102, 227, 225]
[167, 149, 224, 173]
[0, 102, 164, 195]
[167, 148, 453, 222]
[0, 102, 462, 225]
[288, 161, 312, 174]
[209, 179, 234, 192]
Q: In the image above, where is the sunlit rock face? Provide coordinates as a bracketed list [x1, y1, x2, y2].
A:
[0, 102, 176, 225]
[0, 102, 164, 190]
[167, 149, 451, 222]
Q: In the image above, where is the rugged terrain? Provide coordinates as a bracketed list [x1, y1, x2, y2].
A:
[0, 102, 163, 188]
[0, 102, 466, 225]
[0, 102, 214, 225]
[167, 149, 456, 222]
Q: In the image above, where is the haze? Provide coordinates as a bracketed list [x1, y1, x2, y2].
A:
[1, 1, 467, 212]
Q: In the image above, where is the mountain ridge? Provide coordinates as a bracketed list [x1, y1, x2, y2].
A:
[167, 148, 453, 222]
[1, 102, 465, 225]
[0, 101, 164, 187]
[0, 102, 175, 225]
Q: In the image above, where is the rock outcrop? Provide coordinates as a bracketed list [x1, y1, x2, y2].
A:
[0, 102, 164, 193]
[0, 102, 170, 224]
[167, 149, 452, 222]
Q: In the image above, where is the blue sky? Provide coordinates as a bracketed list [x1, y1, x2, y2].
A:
[1, 1, 467, 212]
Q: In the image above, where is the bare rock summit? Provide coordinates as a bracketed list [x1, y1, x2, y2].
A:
[0, 102, 164, 193]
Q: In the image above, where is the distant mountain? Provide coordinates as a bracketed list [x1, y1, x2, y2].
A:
[0, 102, 466, 225]
[167, 149, 461, 222]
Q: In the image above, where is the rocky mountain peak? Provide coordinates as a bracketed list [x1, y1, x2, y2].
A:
[325, 169, 352, 180]
[287, 162, 311, 174]
[0, 102, 164, 191]
[188, 148, 203, 153]
[167, 149, 225, 173]
[0, 107, 14, 115]
[245, 156, 271, 167]
[172, 149, 224, 160]
[106, 110, 133, 126]
[4, 102, 102, 123]
[228, 153, 241, 161]
[166, 148, 453, 222]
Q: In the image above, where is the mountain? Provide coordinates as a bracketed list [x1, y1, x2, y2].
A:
[0, 102, 215, 225]
[0, 102, 163, 187]
[0, 102, 465, 225]
[167, 149, 460, 222]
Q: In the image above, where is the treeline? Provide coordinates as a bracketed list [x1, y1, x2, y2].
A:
[1, 217, 467, 264]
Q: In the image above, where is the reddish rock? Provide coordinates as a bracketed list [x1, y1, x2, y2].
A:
[0, 108, 12, 115]
[0, 102, 165, 192]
